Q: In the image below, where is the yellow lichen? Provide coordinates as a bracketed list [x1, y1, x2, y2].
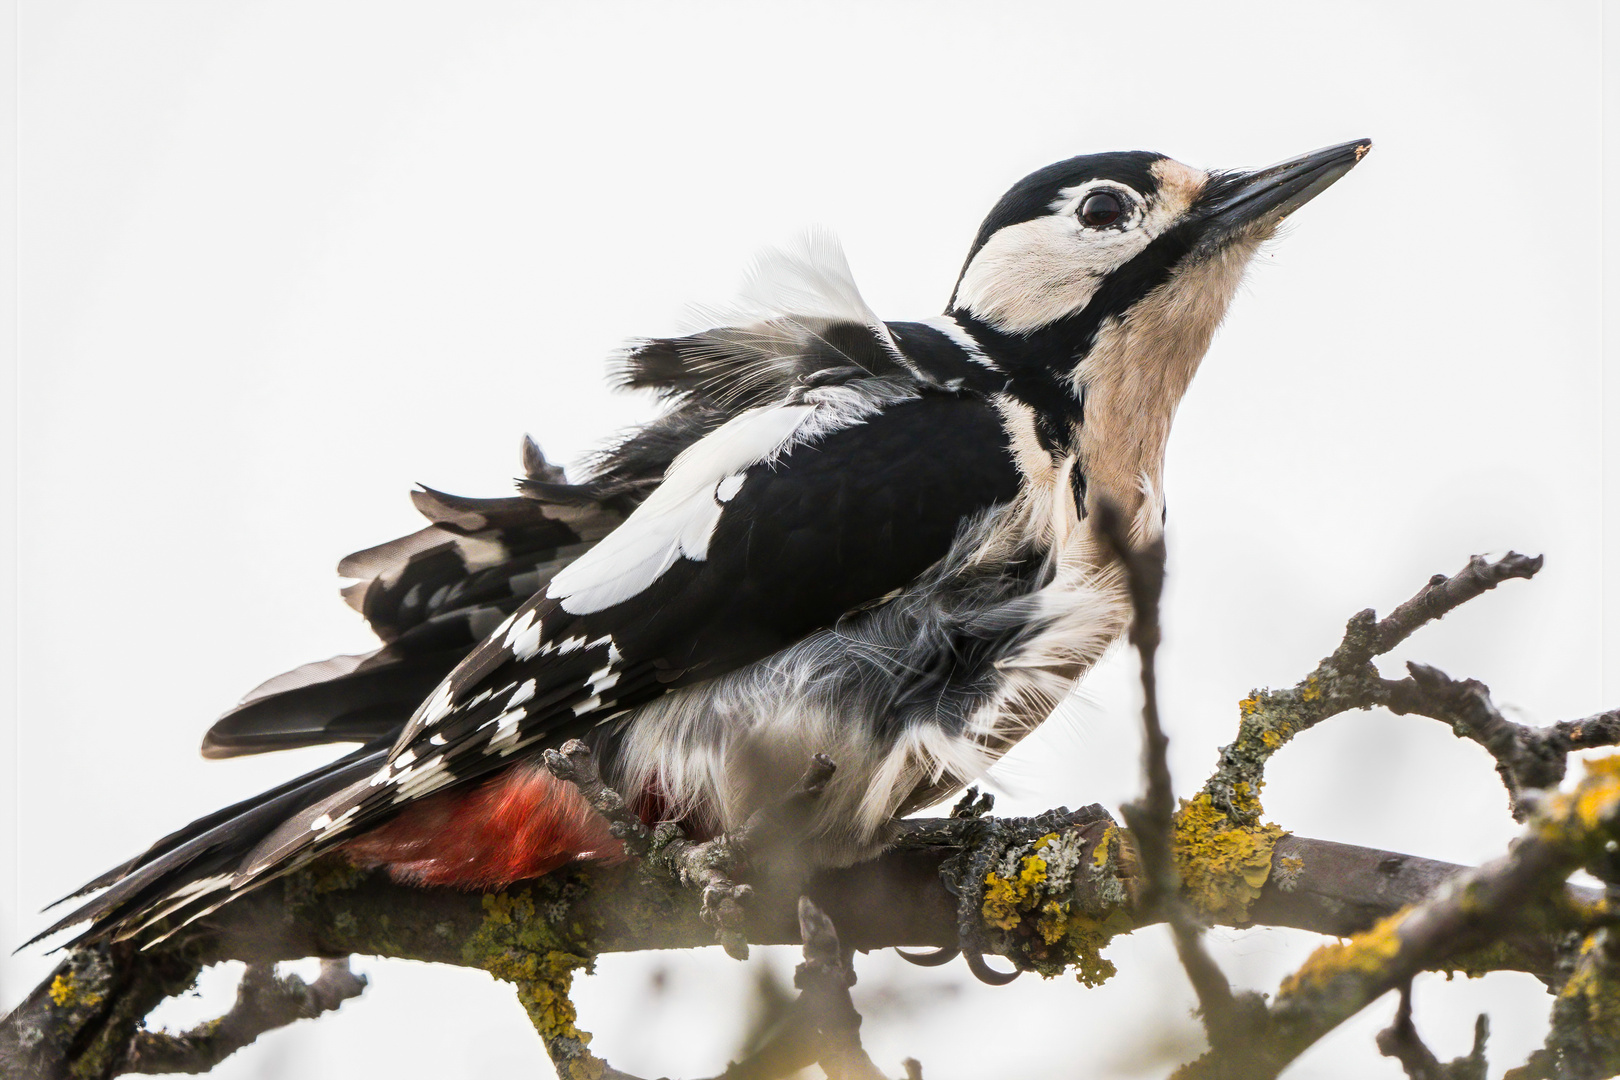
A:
[979, 830, 1132, 985]
[47, 970, 103, 1011]
[1300, 677, 1322, 703]
[1091, 824, 1119, 872]
[1061, 908, 1134, 987]
[1571, 756, 1620, 833]
[981, 833, 1054, 931]
[1238, 694, 1261, 717]
[1278, 910, 1407, 999]
[1532, 754, 1620, 852]
[1559, 932, 1620, 1032]
[1272, 855, 1305, 892]
[1172, 791, 1287, 924]
[462, 887, 605, 1079]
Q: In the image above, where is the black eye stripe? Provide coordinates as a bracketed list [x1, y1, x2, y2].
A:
[1079, 190, 1125, 228]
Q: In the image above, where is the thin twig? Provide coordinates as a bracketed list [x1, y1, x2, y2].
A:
[792, 897, 890, 1080]
[1375, 982, 1488, 1080]
[1552, 708, 1620, 753]
[125, 959, 366, 1075]
[1376, 666, 1620, 821]
[1094, 502, 1243, 1041]
[1356, 552, 1544, 664]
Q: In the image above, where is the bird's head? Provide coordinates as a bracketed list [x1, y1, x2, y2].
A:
[946, 139, 1370, 529]
[950, 140, 1370, 346]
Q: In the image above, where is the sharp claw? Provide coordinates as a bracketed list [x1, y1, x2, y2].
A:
[896, 946, 960, 968]
[963, 950, 1021, 985]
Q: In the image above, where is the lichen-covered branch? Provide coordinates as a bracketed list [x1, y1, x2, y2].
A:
[124, 959, 366, 1075]
[1181, 755, 1620, 1080]
[1200, 552, 1545, 820]
[1505, 923, 1620, 1079]
[7, 549, 1617, 1080]
[10, 813, 1591, 1080]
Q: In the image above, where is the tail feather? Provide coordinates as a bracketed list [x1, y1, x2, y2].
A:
[30, 744, 388, 948]
[201, 444, 637, 760]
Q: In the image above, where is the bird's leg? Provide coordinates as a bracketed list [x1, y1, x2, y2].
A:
[949, 817, 1022, 985]
[548, 740, 838, 960]
[653, 825, 755, 961]
[652, 753, 840, 961]
[895, 786, 997, 969]
[923, 802, 1102, 985]
[542, 739, 652, 857]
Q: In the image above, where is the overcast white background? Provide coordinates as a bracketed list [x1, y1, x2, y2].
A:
[5, 2, 1618, 1078]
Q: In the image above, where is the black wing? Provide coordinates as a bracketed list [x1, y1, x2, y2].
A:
[239, 387, 1020, 877]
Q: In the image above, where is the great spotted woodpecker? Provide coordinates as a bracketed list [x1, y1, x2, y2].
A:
[37, 139, 1369, 946]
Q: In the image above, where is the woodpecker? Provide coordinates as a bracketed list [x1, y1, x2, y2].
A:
[37, 139, 1369, 947]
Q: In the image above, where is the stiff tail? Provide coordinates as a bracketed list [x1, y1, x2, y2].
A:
[201, 439, 635, 761]
[29, 742, 389, 949]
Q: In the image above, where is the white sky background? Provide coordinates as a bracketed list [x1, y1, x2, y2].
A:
[5, 2, 1618, 1078]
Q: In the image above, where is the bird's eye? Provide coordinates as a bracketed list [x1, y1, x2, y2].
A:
[1079, 191, 1125, 228]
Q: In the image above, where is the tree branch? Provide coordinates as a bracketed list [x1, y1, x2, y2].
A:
[1181, 755, 1620, 1079]
[124, 960, 366, 1075]
[10, 817, 1598, 1080]
[7, 549, 1615, 1080]
[1375, 982, 1488, 1080]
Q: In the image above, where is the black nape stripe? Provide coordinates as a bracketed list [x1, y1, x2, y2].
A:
[884, 321, 1005, 396]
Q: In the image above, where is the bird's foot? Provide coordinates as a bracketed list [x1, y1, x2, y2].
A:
[651, 823, 756, 960]
[912, 801, 1107, 985]
[542, 739, 652, 858]
[652, 753, 840, 961]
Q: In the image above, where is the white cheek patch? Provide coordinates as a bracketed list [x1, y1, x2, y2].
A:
[955, 213, 1147, 334]
[956, 164, 1207, 335]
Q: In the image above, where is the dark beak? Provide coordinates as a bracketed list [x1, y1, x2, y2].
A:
[1200, 139, 1371, 237]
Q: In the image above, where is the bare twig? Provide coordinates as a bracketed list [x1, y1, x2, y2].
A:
[1355, 552, 1543, 664]
[1095, 502, 1247, 1045]
[1378, 665, 1585, 819]
[1553, 708, 1620, 753]
[791, 897, 889, 1080]
[125, 959, 366, 1075]
[1375, 982, 1488, 1080]
[534, 897, 907, 1080]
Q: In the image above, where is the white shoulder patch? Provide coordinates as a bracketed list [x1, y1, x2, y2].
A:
[546, 404, 815, 614]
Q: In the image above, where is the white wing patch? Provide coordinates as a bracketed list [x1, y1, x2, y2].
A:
[546, 404, 815, 615]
